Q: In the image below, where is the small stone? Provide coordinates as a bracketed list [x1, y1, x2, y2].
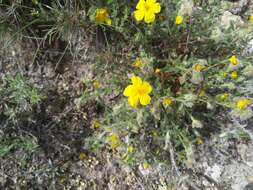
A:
[244, 182, 253, 190]
[220, 11, 244, 30]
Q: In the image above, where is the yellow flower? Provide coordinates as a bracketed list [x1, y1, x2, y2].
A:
[199, 90, 205, 97]
[231, 71, 238, 79]
[95, 8, 112, 25]
[236, 98, 251, 110]
[91, 120, 100, 129]
[93, 80, 101, 89]
[127, 145, 134, 154]
[196, 137, 203, 145]
[175, 15, 183, 25]
[107, 133, 120, 150]
[194, 63, 205, 72]
[223, 71, 228, 77]
[79, 152, 87, 161]
[133, 58, 142, 68]
[151, 129, 158, 137]
[220, 93, 229, 100]
[123, 75, 152, 108]
[155, 68, 161, 73]
[229, 55, 238, 65]
[249, 15, 253, 22]
[134, 0, 161, 24]
[143, 161, 150, 170]
[162, 97, 173, 107]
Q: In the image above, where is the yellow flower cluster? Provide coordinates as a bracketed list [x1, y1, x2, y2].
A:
[123, 75, 152, 108]
[94, 1, 187, 26]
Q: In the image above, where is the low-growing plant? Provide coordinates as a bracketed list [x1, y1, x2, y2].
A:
[81, 0, 253, 170]
[1, 0, 253, 179]
[0, 74, 41, 123]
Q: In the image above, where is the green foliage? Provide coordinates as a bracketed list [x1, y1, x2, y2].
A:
[0, 74, 41, 122]
[78, 0, 253, 169]
[1, 0, 253, 172]
[0, 135, 38, 157]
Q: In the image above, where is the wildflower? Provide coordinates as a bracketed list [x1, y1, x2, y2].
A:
[123, 75, 152, 108]
[79, 152, 87, 161]
[229, 55, 238, 65]
[134, 0, 161, 24]
[91, 120, 100, 129]
[127, 145, 134, 154]
[231, 71, 238, 79]
[107, 133, 121, 150]
[155, 68, 161, 73]
[220, 93, 229, 100]
[236, 98, 251, 110]
[175, 15, 183, 25]
[31, 9, 39, 16]
[93, 80, 101, 89]
[133, 58, 142, 68]
[196, 137, 203, 145]
[151, 129, 158, 138]
[143, 161, 150, 170]
[223, 71, 228, 77]
[95, 8, 112, 25]
[199, 90, 205, 97]
[162, 97, 172, 107]
[194, 63, 205, 72]
[249, 15, 253, 22]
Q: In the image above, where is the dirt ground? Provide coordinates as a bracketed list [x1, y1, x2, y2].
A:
[1, 1, 253, 188]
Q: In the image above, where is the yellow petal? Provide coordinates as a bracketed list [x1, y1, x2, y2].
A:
[152, 2, 161, 13]
[142, 81, 152, 94]
[134, 10, 145, 21]
[229, 55, 238, 65]
[128, 96, 139, 108]
[250, 15, 253, 22]
[175, 16, 183, 25]
[140, 94, 151, 105]
[144, 12, 155, 23]
[123, 85, 133, 97]
[133, 58, 142, 68]
[131, 75, 142, 85]
[136, 0, 146, 10]
[146, 0, 156, 4]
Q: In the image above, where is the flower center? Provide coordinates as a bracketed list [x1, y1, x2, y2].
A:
[137, 86, 146, 95]
[144, 3, 151, 12]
